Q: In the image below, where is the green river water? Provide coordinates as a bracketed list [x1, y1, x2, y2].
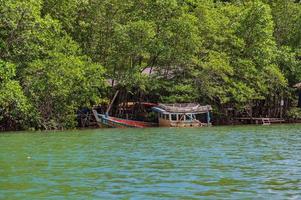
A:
[0, 125, 301, 199]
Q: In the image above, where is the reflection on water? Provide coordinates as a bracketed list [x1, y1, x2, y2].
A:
[0, 125, 301, 199]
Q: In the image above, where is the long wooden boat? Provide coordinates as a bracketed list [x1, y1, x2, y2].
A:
[92, 110, 157, 128]
[93, 91, 212, 128]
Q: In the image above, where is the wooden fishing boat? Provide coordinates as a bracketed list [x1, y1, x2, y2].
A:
[92, 91, 157, 128]
[92, 91, 212, 128]
[92, 110, 157, 128]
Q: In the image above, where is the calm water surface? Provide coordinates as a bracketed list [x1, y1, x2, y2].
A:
[0, 125, 301, 199]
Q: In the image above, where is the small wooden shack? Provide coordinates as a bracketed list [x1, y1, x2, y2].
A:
[152, 103, 212, 127]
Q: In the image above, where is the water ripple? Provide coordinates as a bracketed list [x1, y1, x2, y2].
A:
[1, 125, 301, 199]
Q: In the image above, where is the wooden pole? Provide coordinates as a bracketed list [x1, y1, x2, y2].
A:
[207, 112, 211, 126]
[280, 97, 284, 119]
[106, 90, 119, 117]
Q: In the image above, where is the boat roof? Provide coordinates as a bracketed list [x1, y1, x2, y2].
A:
[152, 103, 212, 114]
[118, 102, 157, 107]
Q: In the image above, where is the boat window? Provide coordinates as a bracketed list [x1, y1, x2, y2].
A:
[171, 114, 177, 121]
[179, 114, 185, 121]
[166, 114, 170, 120]
[186, 114, 193, 121]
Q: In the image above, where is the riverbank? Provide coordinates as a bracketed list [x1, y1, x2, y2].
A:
[1, 122, 301, 134]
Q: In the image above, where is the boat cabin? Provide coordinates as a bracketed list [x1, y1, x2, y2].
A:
[152, 103, 212, 127]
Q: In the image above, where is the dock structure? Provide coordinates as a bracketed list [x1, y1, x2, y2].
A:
[235, 117, 285, 125]
[152, 103, 212, 127]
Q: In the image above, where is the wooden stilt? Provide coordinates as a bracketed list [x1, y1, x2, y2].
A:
[207, 112, 211, 126]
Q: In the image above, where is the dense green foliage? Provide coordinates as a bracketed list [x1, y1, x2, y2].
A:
[0, 60, 31, 130]
[1, 0, 301, 130]
[0, 0, 107, 130]
[287, 107, 301, 119]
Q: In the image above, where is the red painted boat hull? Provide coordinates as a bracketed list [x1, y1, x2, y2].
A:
[93, 110, 157, 128]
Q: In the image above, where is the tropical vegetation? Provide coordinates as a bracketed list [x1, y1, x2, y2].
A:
[1, 0, 301, 130]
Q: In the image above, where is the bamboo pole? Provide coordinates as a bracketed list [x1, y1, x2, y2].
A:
[106, 90, 119, 117]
